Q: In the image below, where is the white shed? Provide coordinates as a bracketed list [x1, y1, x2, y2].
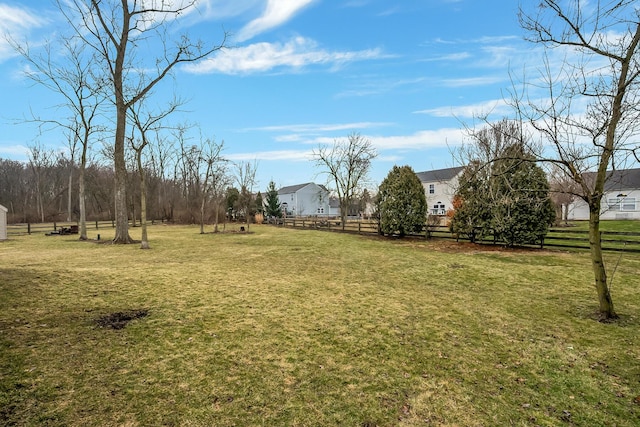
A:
[0, 204, 7, 241]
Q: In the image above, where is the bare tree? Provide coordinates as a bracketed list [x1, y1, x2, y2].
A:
[548, 165, 578, 225]
[129, 99, 182, 248]
[11, 32, 107, 240]
[313, 132, 377, 230]
[515, 0, 640, 319]
[198, 138, 226, 234]
[235, 161, 258, 231]
[28, 142, 54, 223]
[59, 0, 228, 243]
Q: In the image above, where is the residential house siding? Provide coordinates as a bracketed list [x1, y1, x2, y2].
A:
[416, 167, 464, 216]
[567, 168, 640, 220]
[278, 183, 330, 216]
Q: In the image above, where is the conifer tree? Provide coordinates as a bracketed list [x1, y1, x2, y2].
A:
[264, 181, 282, 218]
[377, 166, 427, 237]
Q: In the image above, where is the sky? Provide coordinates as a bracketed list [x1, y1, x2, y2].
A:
[0, 0, 571, 191]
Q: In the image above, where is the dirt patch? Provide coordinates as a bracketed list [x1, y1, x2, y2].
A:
[95, 309, 149, 329]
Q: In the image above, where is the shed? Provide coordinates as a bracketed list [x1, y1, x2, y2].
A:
[0, 204, 7, 241]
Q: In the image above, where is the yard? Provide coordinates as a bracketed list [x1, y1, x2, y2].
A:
[1, 224, 639, 426]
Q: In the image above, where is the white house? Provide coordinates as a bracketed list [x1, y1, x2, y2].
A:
[0, 204, 7, 241]
[416, 167, 465, 216]
[278, 183, 331, 216]
[567, 168, 640, 220]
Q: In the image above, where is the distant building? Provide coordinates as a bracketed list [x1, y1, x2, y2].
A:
[567, 168, 640, 220]
[0, 204, 7, 241]
[278, 183, 330, 216]
[416, 166, 465, 216]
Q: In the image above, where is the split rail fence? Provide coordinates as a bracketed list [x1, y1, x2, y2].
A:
[275, 217, 640, 253]
[6, 219, 164, 237]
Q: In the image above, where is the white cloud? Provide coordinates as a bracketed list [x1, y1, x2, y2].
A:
[415, 99, 511, 119]
[442, 75, 504, 87]
[184, 36, 383, 74]
[226, 149, 312, 161]
[369, 128, 466, 150]
[252, 121, 391, 133]
[235, 0, 315, 42]
[0, 143, 28, 158]
[422, 52, 471, 62]
[0, 4, 49, 62]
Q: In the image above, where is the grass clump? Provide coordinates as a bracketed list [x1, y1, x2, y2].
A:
[1, 224, 639, 426]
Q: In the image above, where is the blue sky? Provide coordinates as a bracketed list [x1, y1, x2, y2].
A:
[1, 0, 534, 191]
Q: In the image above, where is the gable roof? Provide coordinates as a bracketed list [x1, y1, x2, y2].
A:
[416, 166, 465, 183]
[0, 204, 7, 213]
[602, 168, 640, 191]
[278, 182, 329, 195]
[278, 183, 313, 195]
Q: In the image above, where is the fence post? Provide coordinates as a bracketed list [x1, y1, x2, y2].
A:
[27, 222, 31, 235]
[112, 219, 115, 228]
[54, 222, 57, 231]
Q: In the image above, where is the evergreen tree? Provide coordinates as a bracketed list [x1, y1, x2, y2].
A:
[450, 161, 492, 243]
[264, 181, 282, 218]
[377, 165, 427, 237]
[254, 192, 264, 215]
[489, 149, 556, 246]
[451, 141, 555, 246]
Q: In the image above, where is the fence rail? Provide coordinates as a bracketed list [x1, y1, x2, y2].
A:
[276, 217, 640, 252]
[6, 219, 164, 237]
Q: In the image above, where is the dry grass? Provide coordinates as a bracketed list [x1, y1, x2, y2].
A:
[1, 224, 639, 426]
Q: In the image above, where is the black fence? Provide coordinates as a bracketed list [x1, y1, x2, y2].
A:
[6, 219, 164, 237]
[277, 218, 640, 253]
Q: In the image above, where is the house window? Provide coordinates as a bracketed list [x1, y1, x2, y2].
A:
[317, 207, 324, 214]
[429, 184, 435, 194]
[291, 194, 294, 201]
[607, 197, 636, 211]
[430, 203, 446, 215]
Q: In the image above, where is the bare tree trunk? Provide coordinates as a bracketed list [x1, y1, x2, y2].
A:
[139, 166, 150, 249]
[588, 205, 616, 319]
[113, 105, 133, 243]
[200, 196, 206, 234]
[67, 170, 73, 222]
[78, 166, 88, 240]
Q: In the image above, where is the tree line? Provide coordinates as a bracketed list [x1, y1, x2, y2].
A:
[0, 145, 261, 232]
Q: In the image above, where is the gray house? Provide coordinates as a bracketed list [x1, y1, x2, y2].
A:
[0, 204, 7, 241]
[416, 166, 465, 216]
[567, 168, 640, 220]
[278, 183, 331, 216]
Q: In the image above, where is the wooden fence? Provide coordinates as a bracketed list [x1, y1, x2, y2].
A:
[276, 217, 640, 253]
[6, 219, 164, 237]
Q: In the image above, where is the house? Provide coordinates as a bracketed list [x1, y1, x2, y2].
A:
[567, 168, 640, 220]
[0, 204, 7, 241]
[416, 166, 465, 216]
[278, 183, 331, 216]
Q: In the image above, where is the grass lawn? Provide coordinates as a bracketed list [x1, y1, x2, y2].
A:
[1, 224, 639, 426]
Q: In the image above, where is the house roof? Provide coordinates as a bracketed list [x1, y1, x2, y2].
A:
[602, 168, 640, 191]
[278, 182, 313, 195]
[0, 204, 7, 213]
[278, 182, 329, 195]
[416, 166, 465, 183]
